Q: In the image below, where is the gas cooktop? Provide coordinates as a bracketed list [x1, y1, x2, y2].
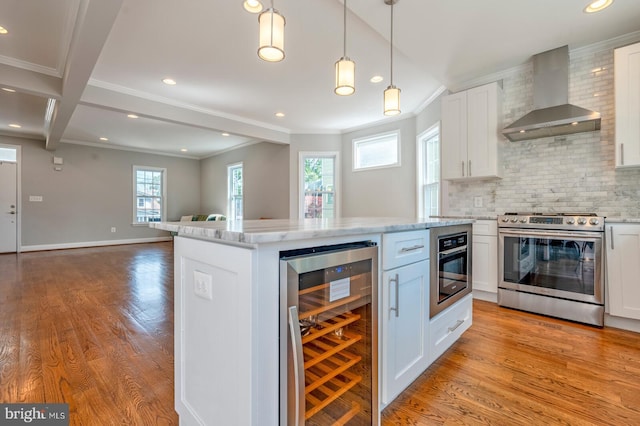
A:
[498, 212, 605, 231]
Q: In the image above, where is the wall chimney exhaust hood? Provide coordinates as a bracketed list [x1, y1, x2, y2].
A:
[502, 45, 601, 142]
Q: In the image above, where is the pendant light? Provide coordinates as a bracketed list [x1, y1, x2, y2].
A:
[383, 0, 401, 116]
[258, 1, 285, 62]
[335, 0, 355, 96]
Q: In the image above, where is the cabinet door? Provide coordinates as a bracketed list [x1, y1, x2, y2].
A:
[381, 260, 429, 405]
[467, 83, 499, 178]
[472, 234, 498, 293]
[606, 225, 640, 319]
[441, 91, 467, 180]
[615, 42, 640, 168]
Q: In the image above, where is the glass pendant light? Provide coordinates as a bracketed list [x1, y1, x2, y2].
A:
[258, 1, 285, 62]
[383, 0, 401, 116]
[335, 0, 355, 96]
[243, 0, 263, 13]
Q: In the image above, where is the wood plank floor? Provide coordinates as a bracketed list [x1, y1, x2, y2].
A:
[1, 242, 640, 425]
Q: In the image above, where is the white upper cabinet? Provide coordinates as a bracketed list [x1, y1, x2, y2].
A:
[615, 41, 640, 168]
[441, 82, 502, 180]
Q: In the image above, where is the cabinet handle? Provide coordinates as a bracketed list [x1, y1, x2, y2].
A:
[468, 160, 472, 177]
[288, 306, 304, 426]
[461, 161, 465, 177]
[621, 143, 624, 165]
[448, 319, 465, 333]
[389, 273, 399, 318]
[400, 244, 424, 253]
[610, 226, 614, 250]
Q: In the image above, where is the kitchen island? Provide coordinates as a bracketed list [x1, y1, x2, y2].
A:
[150, 217, 472, 426]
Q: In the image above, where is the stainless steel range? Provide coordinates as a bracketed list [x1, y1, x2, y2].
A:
[498, 212, 605, 326]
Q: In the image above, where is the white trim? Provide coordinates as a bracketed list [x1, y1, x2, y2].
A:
[352, 130, 401, 172]
[20, 236, 172, 252]
[0, 143, 21, 253]
[416, 123, 440, 218]
[132, 165, 167, 224]
[414, 85, 448, 115]
[298, 151, 341, 219]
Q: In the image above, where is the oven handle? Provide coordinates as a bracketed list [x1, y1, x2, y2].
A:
[498, 228, 603, 239]
[439, 246, 467, 257]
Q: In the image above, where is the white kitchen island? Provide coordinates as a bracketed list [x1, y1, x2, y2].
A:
[150, 217, 472, 426]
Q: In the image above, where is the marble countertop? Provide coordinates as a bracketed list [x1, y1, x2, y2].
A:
[431, 215, 498, 221]
[604, 217, 640, 223]
[150, 217, 473, 244]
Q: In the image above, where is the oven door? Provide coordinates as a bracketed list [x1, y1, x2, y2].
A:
[498, 229, 604, 304]
[438, 245, 468, 302]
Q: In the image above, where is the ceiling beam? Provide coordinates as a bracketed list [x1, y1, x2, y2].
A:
[45, 0, 124, 151]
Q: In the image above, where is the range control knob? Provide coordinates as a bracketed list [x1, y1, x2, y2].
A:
[520, 218, 527, 223]
[501, 217, 510, 223]
[577, 217, 588, 225]
[511, 217, 518, 223]
[566, 218, 575, 225]
[589, 218, 600, 225]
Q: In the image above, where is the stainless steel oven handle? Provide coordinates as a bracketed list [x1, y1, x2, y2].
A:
[389, 273, 399, 318]
[439, 246, 467, 257]
[400, 244, 425, 253]
[499, 228, 603, 239]
[288, 306, 304, 426]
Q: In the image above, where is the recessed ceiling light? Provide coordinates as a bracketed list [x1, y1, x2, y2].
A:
[99, 137, 109, 141]
[1, 87, 16, 92]
[584, 0, 613, 13]
[275, 112, 285, 118]
[180, 148, 188, 152]
[8, 123, 21, 128]
[0, 26, 8, 35]
[127, 114, 139, 119]
[243, 0, 263, 13]
[221, 132, 230, 136]
[370, 75, 384, 83]
[162, 78, 177, 85]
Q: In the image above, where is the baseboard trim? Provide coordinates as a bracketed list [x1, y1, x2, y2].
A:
[20, 236, 172, 252]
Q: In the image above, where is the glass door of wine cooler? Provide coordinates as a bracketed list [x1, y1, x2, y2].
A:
[280, 242, 378, 426]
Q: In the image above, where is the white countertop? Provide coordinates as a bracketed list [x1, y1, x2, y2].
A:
[150, 217, 473, 244]
[604, 217, 640, 224]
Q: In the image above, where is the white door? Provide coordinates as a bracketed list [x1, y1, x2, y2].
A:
[0, 161, 18, 253]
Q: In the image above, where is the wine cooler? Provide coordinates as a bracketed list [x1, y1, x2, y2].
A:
[280, 241, 378, 426]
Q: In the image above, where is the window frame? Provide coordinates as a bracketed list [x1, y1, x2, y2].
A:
[417, 123, 446, 218]
[132, 165, 167, 225]
[227, 162, 243, 221]
[299, 151, 340, 219]
[352, 130, 401, 171]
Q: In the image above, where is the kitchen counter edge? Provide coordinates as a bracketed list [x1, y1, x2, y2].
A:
[149, 217, 473, 244]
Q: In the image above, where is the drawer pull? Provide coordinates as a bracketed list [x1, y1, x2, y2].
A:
[448, 319, 465, 333]
[400, 244, 424, 253]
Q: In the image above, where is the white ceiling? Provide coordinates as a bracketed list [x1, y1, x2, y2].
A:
[1, 0, 639, 159]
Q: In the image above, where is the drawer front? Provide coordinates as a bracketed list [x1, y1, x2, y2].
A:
[472, 219, 497, 236]
[429, 293, 473, 363]
[382, 230, 430, 270]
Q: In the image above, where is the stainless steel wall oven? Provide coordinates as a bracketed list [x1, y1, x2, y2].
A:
[280, 241, 378, 425]
[430, 224, 473, 318]
[498, 213, 605, 326]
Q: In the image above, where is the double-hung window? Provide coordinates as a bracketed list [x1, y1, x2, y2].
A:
[300, 153, 339, 219]
[418, 124, 442, 217]
[133, 166, 166, 224]
[228, 163, 243, 220]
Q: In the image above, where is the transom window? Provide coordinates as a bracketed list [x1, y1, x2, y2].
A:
[133, 166, 166, 224]
[353, 130, 400, 171]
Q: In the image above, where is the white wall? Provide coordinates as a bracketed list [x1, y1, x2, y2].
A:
[200, 142, 290, 220]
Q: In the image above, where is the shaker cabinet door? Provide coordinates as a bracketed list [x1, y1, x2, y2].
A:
[615, 42, 640, 168]
[606, 225, 640, 319]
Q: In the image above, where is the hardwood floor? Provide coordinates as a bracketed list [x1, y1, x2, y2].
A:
[1, 242, 640, 425]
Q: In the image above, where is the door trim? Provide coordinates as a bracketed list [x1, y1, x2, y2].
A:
[0, 143, 21, 253]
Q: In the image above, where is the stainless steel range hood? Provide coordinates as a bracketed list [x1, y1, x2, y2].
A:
[502, 45, 601, 142]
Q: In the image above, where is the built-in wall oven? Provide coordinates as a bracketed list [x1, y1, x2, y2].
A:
[430, 224, 473, 318]
[498, 213, 605, 326]
[280, 241, 378, 426]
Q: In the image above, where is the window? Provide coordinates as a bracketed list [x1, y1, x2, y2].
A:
[133, 166, 166, 224]
[300, 153, 339, 219]
[418, 124, 442, 217]
[228, 163, 243, 220]
[353, 130, 400, 170]
[0, 147, 17, 162]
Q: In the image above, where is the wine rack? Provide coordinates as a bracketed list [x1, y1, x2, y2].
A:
[298, 283, 365, 424]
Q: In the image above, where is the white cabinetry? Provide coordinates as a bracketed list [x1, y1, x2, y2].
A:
[472, 220, 498, 295]
[441, 82, 502, 180]
[429, 293, 472, 363]
[614, 42, 640, 168]
[381, 230, 429, 406]
[606, 224, 640, 319]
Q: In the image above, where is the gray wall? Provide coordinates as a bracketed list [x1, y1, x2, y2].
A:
[341, 117, 418, 218]
[200, 142, 289, 219]
[2, 136, 200, 247]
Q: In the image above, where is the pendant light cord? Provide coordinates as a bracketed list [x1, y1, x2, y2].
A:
[390, 1, 394, 85]
[343, 0, 347, 57]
